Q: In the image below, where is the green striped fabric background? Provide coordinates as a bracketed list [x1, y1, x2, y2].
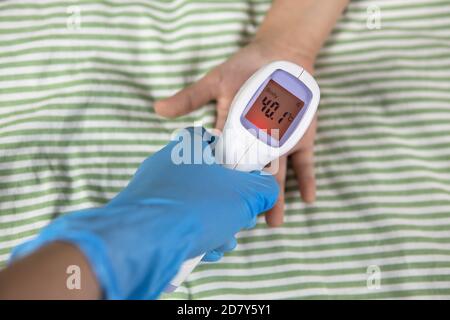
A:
[1, 0, 450, 299]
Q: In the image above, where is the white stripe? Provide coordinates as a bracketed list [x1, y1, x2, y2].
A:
[249, 217, 450, 236]
[3, 68, 450, 92]
[195, 282, 450, 299]
[0, 10, 252, 40]
[319, 105, 450, 118]
[2, 126, 450, 148]
[318, 47, 450, 65]
[346, 3, 450, 19]
[319, 70, 450, 86]
[291, 181, 450, 195]
[0, 119, 214, 140]
[317, 58, 450, 76]
[0, 36, 240, 70]
[189, 268, 450, 293]
[315, 148, 450, 163]
[234, 229, 450, 254]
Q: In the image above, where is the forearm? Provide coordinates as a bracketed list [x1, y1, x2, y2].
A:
[0, 242, 101, 299]
[256, 0, 349, 64]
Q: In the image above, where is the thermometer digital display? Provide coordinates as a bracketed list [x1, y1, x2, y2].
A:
[244, 79, 305, 141]
[166, 60, 320, 292]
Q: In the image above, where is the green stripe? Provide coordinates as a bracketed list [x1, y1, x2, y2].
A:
[192, 278, 450, 299]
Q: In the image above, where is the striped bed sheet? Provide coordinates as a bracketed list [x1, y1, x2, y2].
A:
[1, 0, 450, 299]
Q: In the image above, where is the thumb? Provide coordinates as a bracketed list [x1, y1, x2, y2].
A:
[154, 71, 218, 118]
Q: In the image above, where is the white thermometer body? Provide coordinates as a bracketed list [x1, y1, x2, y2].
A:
[165, 60, 320, 292]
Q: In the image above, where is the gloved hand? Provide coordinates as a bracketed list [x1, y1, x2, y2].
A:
[10, 127, 279, 300]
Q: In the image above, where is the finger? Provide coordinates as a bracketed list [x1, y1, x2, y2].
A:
[154, 71, 218, 118]
[291, 118, 317, 203]
[245, 215, 258, 229]
[291, 147, 316, 203]
[264, 156, 287, 227]
[217, 237, 238, 252]
[215, 96, 232, 130]
[202, 237, 238, 262]
[202, 251, 224, 262]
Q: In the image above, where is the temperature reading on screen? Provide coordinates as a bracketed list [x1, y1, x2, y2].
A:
[245, 79, 305, 140]
[261, 97, 294, 126]
[278, 111, 294, 124]
[261, 97, 278, 119]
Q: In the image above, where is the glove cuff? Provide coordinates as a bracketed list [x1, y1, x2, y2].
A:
[10, 206, 203, 300]
[9, 214, 121, 299]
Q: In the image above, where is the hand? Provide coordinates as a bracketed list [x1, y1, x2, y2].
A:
[10, 127, 279, 299]
[155, 39, 318, 227]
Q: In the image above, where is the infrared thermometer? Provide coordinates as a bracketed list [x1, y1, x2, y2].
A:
[165, 60, 320, 292]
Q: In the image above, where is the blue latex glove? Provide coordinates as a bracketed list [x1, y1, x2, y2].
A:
[10, 127, 279, 300]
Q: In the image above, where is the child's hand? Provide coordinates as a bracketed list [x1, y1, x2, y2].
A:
[155, 39, 317, 227]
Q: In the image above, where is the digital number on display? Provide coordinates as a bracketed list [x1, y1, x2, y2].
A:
[244, 80, 304, 140]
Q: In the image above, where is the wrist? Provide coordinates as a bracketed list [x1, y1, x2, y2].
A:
[252, 34, 317, 74]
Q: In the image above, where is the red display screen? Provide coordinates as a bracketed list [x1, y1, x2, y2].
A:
[244, 80, 305, 140]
